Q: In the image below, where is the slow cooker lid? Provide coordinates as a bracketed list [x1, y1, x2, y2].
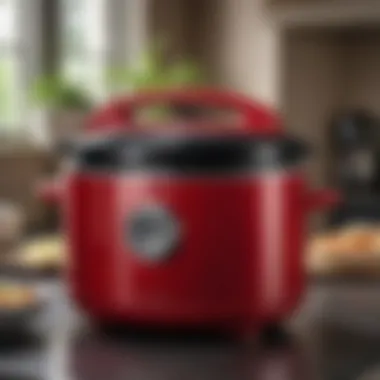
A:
[69, 132, 308, 173]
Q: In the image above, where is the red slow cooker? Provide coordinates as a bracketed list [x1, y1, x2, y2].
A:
[39, 88, 340, 334]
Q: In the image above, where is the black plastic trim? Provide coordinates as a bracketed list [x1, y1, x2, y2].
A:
[69, 133, 308, 173]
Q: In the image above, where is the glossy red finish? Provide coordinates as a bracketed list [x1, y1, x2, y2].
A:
[57, 171, 327, 329]
[39, 88, 341, 332]
[88, 87, 281, 133]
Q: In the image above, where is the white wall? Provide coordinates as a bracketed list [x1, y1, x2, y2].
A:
[215, 0, 283, 108]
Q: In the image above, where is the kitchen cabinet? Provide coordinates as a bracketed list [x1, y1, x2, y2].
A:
[283, 28, 380, 186]
[269, 0, 380, 27]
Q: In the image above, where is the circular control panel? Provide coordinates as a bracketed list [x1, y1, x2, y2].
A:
[127, 205, 181, 262]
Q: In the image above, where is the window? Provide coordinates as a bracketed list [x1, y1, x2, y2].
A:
[61, 0, 147, 102]
[0, 0, 41, 139]
[0, 0, 147, 143]
[0, 0, 23, 129]
[61, 0, 108, 100]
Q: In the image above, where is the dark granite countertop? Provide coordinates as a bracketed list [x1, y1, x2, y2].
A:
[1, 280, 380, 380]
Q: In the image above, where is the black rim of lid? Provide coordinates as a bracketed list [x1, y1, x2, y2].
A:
[68, 132, 309, 173]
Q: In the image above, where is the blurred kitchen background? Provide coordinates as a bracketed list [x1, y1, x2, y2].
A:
[1, 2, 380, 380]
[1, 0, 380, 234]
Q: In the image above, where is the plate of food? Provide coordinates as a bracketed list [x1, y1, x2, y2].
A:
[0, 281, 44, 338]
[1, 234, 66, 278]
[306, 222, 380, 281]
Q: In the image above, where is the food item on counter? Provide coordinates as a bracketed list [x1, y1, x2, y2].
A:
[307, 223, 380, 275]
[0, 202, 24, 240]
[0, 201, 24, 255]
[0, 283, 37, 310]
[11, 234, 66, 271]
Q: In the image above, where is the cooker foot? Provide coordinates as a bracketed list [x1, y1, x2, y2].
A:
[92, 319, 237, 344]
[228, 325, 258, 343]
[259, 323, 290, 347]
[92, 320, 134, 339]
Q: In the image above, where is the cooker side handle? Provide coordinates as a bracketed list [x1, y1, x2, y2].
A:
[307, 189, 342, 212]
[36, 179, 62, 204]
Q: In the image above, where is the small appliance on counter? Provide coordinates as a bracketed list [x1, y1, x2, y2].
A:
[328, 110, 380, 226]
[37, 88, 341, 336]
[329, 110, 380, 195]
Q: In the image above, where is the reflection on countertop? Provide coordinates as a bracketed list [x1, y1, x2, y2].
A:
[70, 326, 312, 380]
[2, 282, 380, 380]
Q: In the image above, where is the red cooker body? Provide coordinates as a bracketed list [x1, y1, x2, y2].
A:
[39, 88, 340, 334]
[62, 170, 308, 330]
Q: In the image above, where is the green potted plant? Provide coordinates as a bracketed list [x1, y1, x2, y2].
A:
[107, 44, 205, 122]
[30, 76, 92, 144]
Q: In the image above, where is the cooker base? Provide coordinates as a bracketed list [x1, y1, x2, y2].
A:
[74, 293, 294, 341]
[90, 319, 292, 343]
[92, 319, 243, 343]
[87, 314, 287, 342]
